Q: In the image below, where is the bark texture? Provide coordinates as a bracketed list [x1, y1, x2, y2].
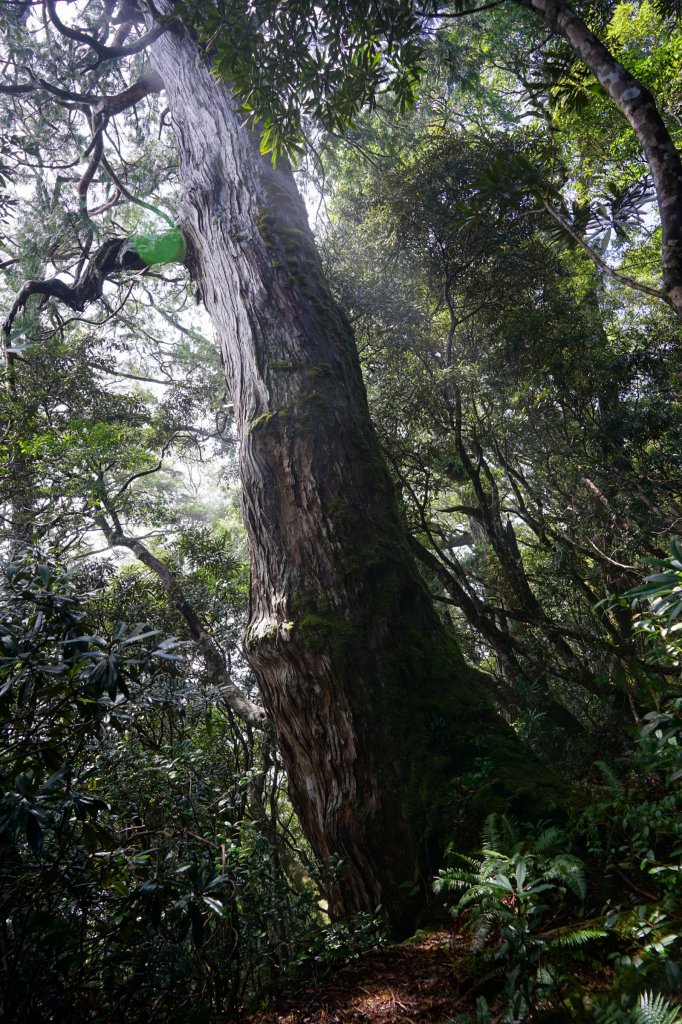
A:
[149, 20, 561, 934]
[520, 0, 682, 318]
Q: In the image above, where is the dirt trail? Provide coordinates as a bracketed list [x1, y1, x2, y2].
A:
[242, 930, 473, 1024]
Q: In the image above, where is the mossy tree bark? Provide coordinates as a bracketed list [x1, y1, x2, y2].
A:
[150, 20, 563, 936]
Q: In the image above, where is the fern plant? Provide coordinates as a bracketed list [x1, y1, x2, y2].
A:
[633, 991, 682, 1024]
[435, 816, 605, 1021]
[577, 692, 682, 998]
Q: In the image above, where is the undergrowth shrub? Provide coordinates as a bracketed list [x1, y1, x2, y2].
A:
[438, 686, 682, 1022]
[573, 696, 682, 1020]
[440, 549, 682, 1023]
[435, 816, 604, 1022]
[0, 553, 383, 1023]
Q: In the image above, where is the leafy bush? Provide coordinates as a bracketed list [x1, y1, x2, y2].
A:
[435, 816, 603, 1021]
[0, 552, 378, 1022]
[576, 695, 682, 1015]
[620, 540, 682, 673]
[437, 668, 682, 1023]
[0, 553, 183, 1020]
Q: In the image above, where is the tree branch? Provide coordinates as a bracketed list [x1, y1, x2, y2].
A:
[542, 199, 668, 305]
[101, 153, 174, 226]
[516, 0, 682, 318]
[45, 0, 171, 63]
[3, 230, 184, 342]
[97, 516, 267, 728]
[78, 114, 107, 212]
[422, 2, 503, 16]
[0, 68, 164, 111]
[3, 238, 143, 341]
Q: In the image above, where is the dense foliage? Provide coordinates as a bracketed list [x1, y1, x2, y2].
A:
[0, 552, 386, 1021]
[1, 0, 681, 1020]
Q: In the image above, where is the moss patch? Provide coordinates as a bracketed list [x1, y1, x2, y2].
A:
[294, 612, 358, 654]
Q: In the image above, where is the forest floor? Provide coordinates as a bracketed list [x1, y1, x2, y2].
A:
[242, 929, 475, 1024]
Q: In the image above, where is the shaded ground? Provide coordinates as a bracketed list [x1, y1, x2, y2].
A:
[242, 930, 473, 1024]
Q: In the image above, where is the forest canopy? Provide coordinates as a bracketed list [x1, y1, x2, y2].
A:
[1, 1, 681, 1022]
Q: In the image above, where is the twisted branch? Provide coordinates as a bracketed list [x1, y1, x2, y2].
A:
[3, 237, 149, 343]
[45, 0, 171, 64]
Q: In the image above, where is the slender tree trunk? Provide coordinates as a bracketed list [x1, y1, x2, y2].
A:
[96, 511, 266, 727]
[150, 21, 563, 934]
[519, 0, 682, 318]
[2, 344, 36, 554]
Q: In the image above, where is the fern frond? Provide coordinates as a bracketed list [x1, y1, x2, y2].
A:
[470, 916, 500, 954]
[594, 759, 624, 792]
[482, 813, 518, 854]
[589, 1000, 630, 1024]
[434, 863, 484, 893]
[533, 825, 563, 854]
[633, 991, 682, 1024]
[479, 854, 512, 881]
[543, 853, 587, 901]
[454, 854, 481, 872]
[545, 927, 606, 951]
[457, 882, 511, 907]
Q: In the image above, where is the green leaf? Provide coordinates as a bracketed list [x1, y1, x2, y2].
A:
[202, 895, 224, 915]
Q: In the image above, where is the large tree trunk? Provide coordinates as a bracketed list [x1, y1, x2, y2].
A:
[150, 22, 562, 935]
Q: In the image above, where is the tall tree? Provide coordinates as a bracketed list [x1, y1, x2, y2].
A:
[1, 0, 562, 933]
